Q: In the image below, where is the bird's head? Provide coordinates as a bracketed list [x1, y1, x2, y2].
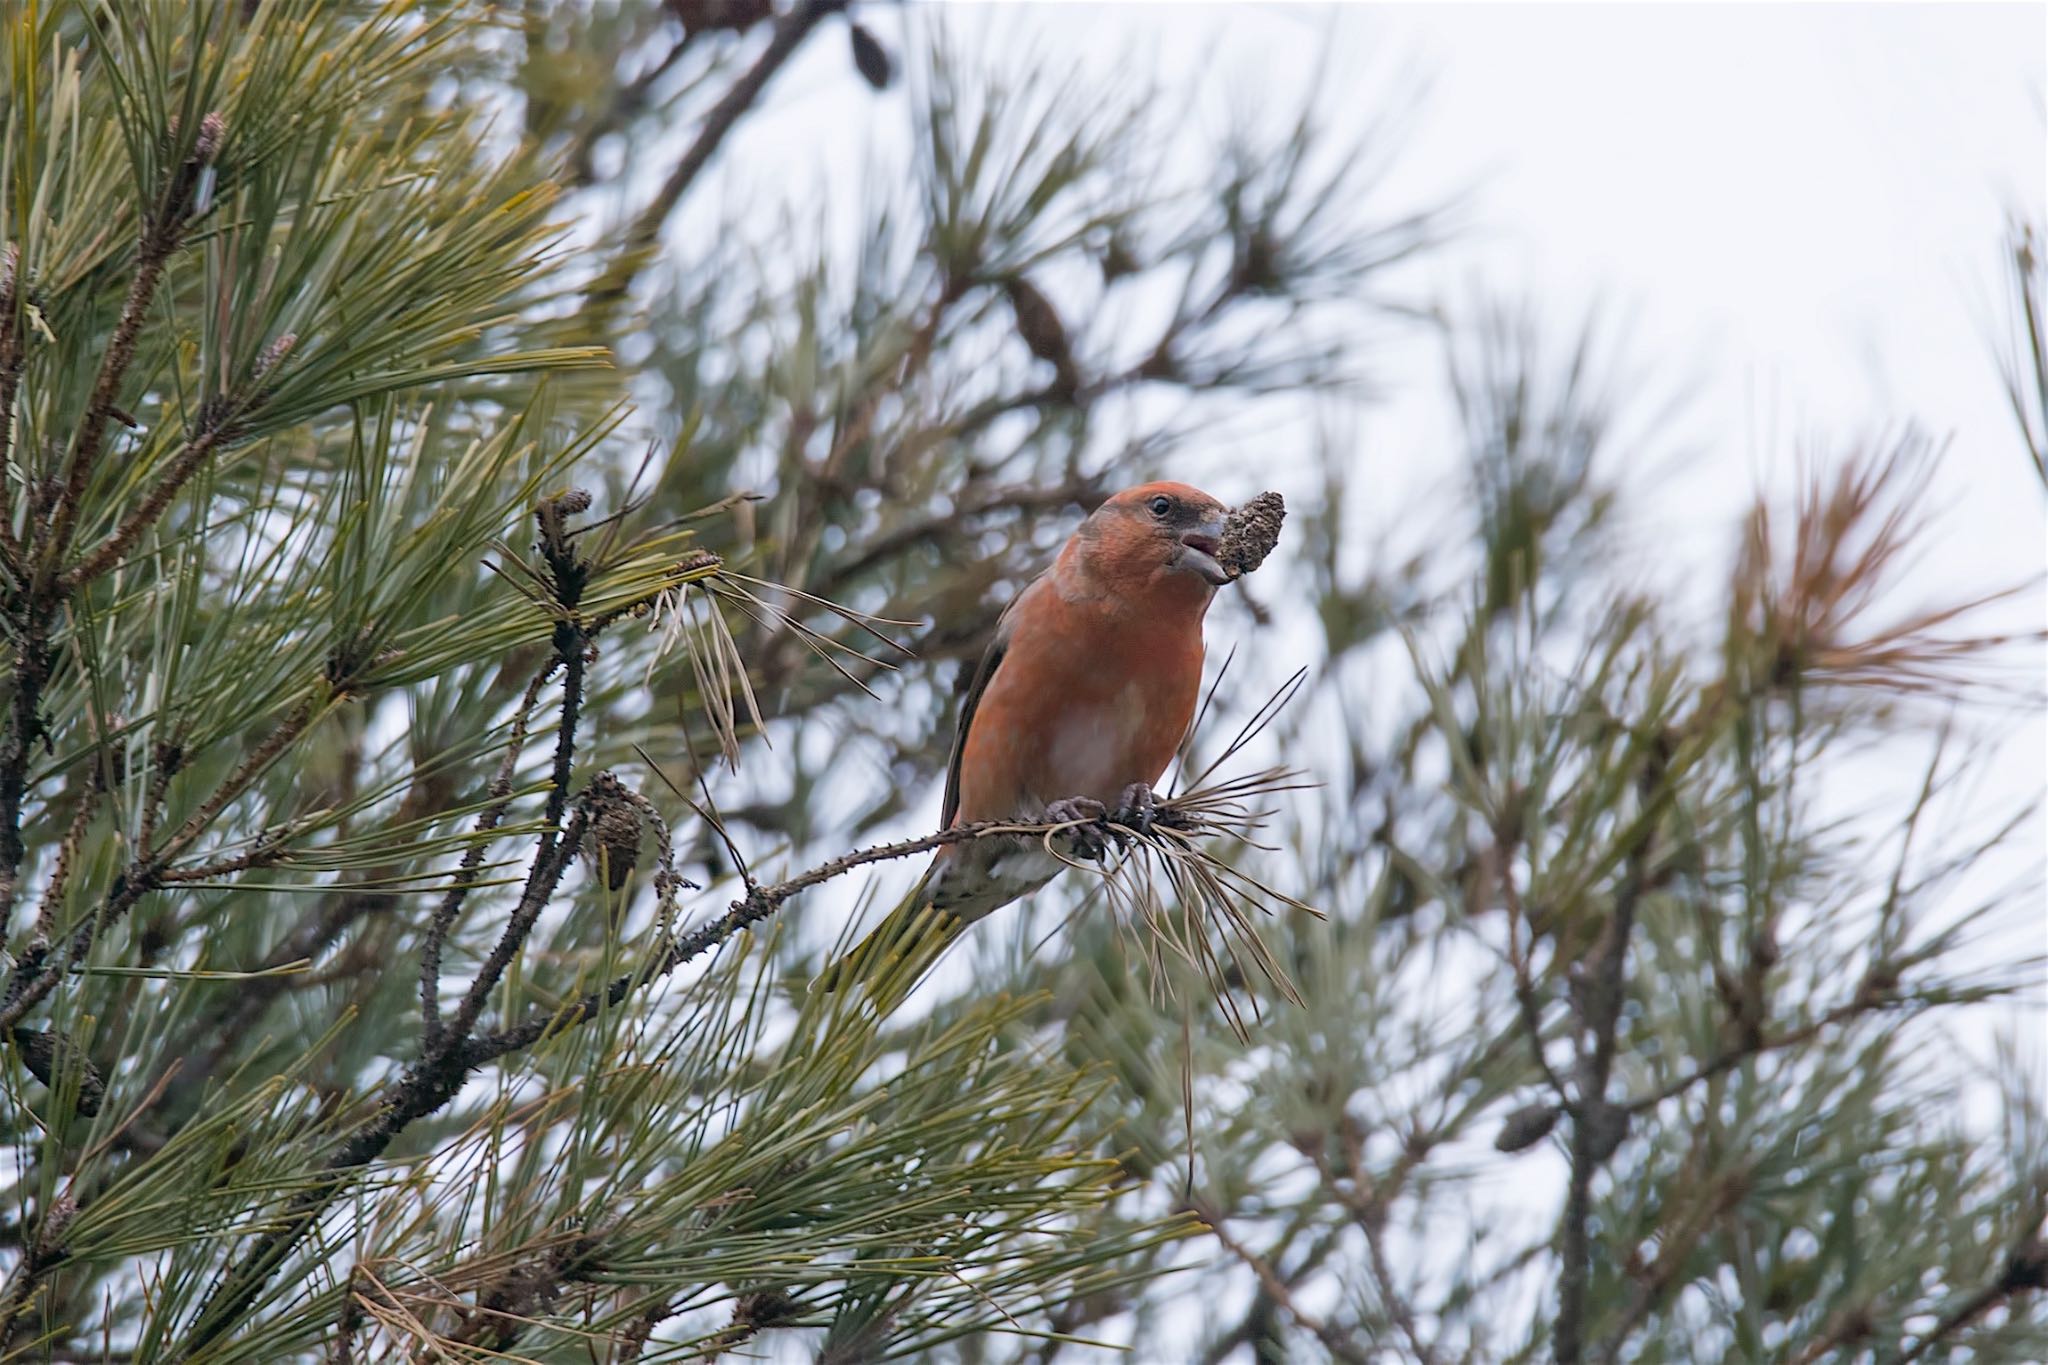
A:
[1065, 481, 1233, 603]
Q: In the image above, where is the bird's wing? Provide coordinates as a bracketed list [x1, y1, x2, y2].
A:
[939, 587, 1029, 828]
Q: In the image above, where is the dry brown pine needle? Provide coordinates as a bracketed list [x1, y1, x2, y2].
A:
[1220, 491, 1285, 578]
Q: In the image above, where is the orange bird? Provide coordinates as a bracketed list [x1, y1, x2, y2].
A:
[818, 481, 1233, 998]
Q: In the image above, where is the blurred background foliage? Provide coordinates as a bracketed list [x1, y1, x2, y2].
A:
[0, 1, 2039, 1360]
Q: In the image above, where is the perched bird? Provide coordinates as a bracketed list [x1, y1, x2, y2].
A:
[817, 481, 1234, 999]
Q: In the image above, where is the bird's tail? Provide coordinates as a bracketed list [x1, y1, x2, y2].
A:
[811, 872, 966, 1006]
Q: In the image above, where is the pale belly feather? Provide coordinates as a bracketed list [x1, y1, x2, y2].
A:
[1036, 678, 1156, 809]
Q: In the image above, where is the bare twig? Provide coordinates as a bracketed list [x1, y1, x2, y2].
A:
[0, 616, 55, 931]
[1595, 1162, 1749, 1363]
[807, 476, 1104, 604]
[444, 807, 590, 1047]
[153, 698, 320, 861]
[1495, 840, 1570, 1103]
[565, 31, 696, 186]
[0, 1185, 73, 1348]
[1622, 970, 1909, 1117]
[31, 774, 109, 949]
[1787, 1306, 1879, 1365]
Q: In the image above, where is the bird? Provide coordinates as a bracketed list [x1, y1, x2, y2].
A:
[816, 480, 1234, 1001]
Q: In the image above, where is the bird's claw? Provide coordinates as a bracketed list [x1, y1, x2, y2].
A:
[1113, 782, 1158, 835]
[1045, 796, 1108, 860]
[1045, 796, 1107, 824]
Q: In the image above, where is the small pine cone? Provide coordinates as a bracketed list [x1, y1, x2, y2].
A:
[595, 804, 641, 890]
[1003, 276, 1078, 393]
[35, 1190, 77, 1261]
[194, 111, 227, 165]
[252, 331, 297, 383]
[1493, 1102, 1559, 1153]
[848, 23, 893, 89]
[12, 1027, 105, 1117]
[733, 1289, 801, 1330]
[535, 487, 593, 556]
[1218, 491, 1285, 578]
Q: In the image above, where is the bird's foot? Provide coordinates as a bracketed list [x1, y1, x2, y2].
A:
[1045, 796, 1108, 860]
[1113, 782, 1159, 835]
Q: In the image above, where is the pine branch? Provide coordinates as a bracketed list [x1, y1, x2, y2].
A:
[443, 805, 591, 1048]
[38, 112, 224, 585]
[420, 659, 559, 1048]
[1305, 1123, 1440, 1365]
[60, 403, 241, 591]
[464, 814, 1041, 1066]
[175, 800, 1133, 1354]
[1495, 840, 1571, 1103]
[0, 608, 56, 930]
[0, 1187, 74, 1350]
[1622, 964, 1910, 1117]
[1554, 759, 1666, 1365]
[154, 698, 322, 862]
[448, 1230, 601, 1351]
[563, 30, 697, 187]
[0, 695, 323, 1038]
[1594, 1163, 1748, 1363]
[29, 765, 109, 949]
[442, 494, 591, 1046]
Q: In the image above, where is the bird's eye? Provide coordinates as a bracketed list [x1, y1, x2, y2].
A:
[1148, 495, 1173, 517]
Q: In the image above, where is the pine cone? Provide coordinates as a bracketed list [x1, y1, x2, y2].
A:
[13, 1027, 105, 1116]
[1219, 490, 1285, 578]
[849, 23, 892, 89]
[1494, 1102, 1559, 1153]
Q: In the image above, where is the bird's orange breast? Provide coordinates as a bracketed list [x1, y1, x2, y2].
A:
[953, 587, 1205, 823]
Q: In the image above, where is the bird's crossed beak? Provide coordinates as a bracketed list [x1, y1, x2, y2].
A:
[1176, 515, 1232, 586]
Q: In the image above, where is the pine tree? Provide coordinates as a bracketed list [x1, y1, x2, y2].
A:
[0, 3, 2038, 1361]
